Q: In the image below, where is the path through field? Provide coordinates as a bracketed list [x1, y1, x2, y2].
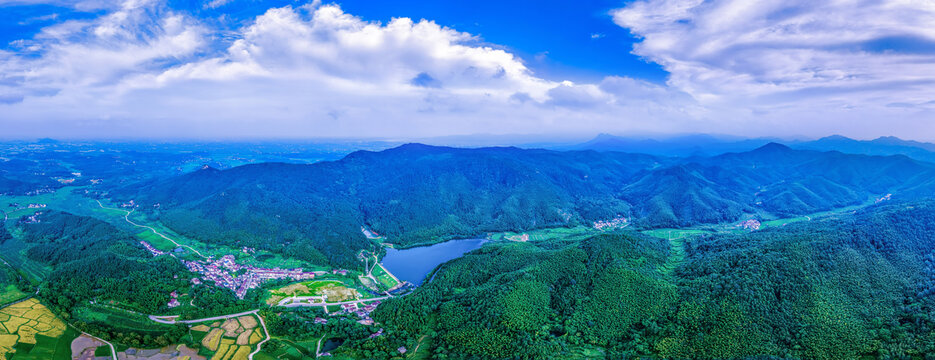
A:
[660, 231, 688, 276]
[96, 200, 208, 258]
[248, 312, 270, 360]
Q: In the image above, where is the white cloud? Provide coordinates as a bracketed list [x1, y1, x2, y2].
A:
[203, 0, 232, 9]
[613, 0, 935, 139]
[1, 1, 702, 139]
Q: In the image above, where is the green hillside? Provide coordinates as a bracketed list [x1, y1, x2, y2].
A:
[126, 143, 935, 267]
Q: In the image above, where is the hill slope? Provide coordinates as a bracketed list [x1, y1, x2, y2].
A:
[125, 143, 935, 266]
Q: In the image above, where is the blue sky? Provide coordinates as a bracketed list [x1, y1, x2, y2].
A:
[0, 0, 934, 140]
[0, 0, 668, 82]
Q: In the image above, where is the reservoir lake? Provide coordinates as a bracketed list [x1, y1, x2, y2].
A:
[381, 238, 486, 285]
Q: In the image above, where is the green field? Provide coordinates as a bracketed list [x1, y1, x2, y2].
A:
[0, 285, 27, 305]
[72, 305, 176, 335]
[7, 328, 79, 360]
[641, 228, 711, 239]
[488, 226, 596, 243]
[135, 230, 177, 251]
[370, 264, 399, 289]
[0, 241, 51, 282]
[269, 279, 367, 302]
[0, 187, 104, 224]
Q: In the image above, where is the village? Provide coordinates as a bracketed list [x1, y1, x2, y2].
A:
[138, 239, 341, 299]
[181, 255, 329, 299]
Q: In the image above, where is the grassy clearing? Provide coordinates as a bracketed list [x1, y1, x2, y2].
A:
[0, 241, 51, 283]
[72, 304, 174, 334]
[1, 187, 104, 222]
[371, 264, 399, 289]
[269, 279, 364, 303]
[488, 226, 596, 243]
[641, 228, 710, 240]
[0, 285, 27, 305]
[135, 230, 176, 251]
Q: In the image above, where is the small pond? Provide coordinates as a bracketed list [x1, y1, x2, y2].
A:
[321, 338, 344, 352]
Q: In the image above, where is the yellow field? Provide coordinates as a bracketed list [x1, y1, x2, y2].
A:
[236, 329, 252, 345]
[265, 295, 284, 306]
[321, 286, 360, 302]
[221, 319, 241, 337]
[202, 328, 224, 351]
[237, 315, 257, 329]
[194, 315, 263, 359]
[231, 345, 251, 360]
[275, 283, 309, 296]
[212, 342, 231, 360]
[0, 299, 67, 357]
[248, 329, 262, 345]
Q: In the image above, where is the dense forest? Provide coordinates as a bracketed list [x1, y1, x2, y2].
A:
[354, 201, 935, 359]
[124, 143, 935, 267]
[2, 211, 195, 347]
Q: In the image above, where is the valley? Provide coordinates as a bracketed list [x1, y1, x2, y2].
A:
[3, 140, 935, 359]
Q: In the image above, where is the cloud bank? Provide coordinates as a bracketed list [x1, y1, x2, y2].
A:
[614, 0, 935, 139]
[0, 0, 933, 140]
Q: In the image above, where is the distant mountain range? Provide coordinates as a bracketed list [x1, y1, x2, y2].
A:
[123, 142, 935, 266]
[572, 133, 935, 162]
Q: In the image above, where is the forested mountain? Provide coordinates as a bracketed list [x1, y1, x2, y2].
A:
[125, 143, 935, 267]
[571, 133, 778, 157]
[574, 133, 935, 163]
[366, 201, 935, 359]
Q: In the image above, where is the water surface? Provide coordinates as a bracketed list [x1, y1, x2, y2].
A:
[381, 238, 486, 285]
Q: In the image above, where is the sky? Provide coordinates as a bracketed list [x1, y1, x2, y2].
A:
[0, 0, 934, 141]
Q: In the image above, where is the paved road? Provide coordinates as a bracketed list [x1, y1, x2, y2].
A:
[279, 296, 390, 308]
[148, 310, 271, 360]
[315, 336, 324, 358]
[148, 309, 260, 324]
[249, 314, 270, 360]
[80, 331, 117, 360]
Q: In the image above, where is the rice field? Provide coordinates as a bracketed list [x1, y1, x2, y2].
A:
[0, 298, 77, 359]
[191, 315, 265, 360]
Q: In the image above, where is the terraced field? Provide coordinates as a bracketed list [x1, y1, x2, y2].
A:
[0, 298, 77, 359]
[190, 315, 264, 360]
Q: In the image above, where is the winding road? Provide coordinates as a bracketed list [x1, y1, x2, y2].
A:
[96, 200, 208, 258]
[80, 331, 117, 360]
[147, 310, 271, 360]
[278, 295, 390, 308]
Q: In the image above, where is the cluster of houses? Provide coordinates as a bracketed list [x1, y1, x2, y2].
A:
[167, 291, 180, 308]
[738, 219, 761, 231]
[361, 226, 383, 239]
[22, 211, 43, 224]
[593, 216, 628, 230]
[335, 301, 382, 326]
[140, 241, 166, 256]
[182, 255, 320, 299]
